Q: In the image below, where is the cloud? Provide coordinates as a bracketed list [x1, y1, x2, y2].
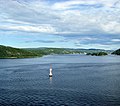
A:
[52, 0, 120, 11]
[75, 43, 119, 50]
[0, 0, 120, 35]
[100, 21, 120, 34]
[74, 37, 98, 44]
[25, 40, 55, 43]
[53, 0, 101, 10]
[0, 0, 120, 49]
[0, 25, 55, 33]
[111, 39, 120, 42]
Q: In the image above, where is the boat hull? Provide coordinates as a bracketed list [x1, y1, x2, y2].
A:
[49, 75, 52, 77]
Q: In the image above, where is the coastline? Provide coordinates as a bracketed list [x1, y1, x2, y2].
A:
[0, 53, 114, 59]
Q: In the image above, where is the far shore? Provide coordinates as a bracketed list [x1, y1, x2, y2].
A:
[0, 54, 118, 59]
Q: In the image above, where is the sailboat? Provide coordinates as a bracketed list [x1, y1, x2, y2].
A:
[49, 65, 52, 77]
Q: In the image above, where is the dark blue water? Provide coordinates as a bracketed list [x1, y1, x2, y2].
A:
[0, 54, 120, 106]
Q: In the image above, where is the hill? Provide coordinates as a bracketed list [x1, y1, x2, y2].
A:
[0, 45, 112, 58]
[25, 48, 82, 55]
[0, 45, 41, 58]
[112, 49, 120, 55]
[25, 47, 112, 55]
[86, 52, 108, 56]
[0, 46, 82, 59]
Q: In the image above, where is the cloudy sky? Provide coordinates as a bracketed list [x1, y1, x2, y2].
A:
[0, 0, 120, 50]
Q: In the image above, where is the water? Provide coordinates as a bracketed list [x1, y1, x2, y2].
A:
[0, 54, 120, 106]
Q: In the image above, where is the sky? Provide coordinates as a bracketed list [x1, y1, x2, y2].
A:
[0, 0, 120, 50]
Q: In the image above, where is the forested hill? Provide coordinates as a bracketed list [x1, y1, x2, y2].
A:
[0, 45, 41, 58]
[0, 45, 82, 58]
[112, 49, 120, 55]
[0, 45, 114, 59]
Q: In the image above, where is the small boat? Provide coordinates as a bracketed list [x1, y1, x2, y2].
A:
[49, 65, 52, 77]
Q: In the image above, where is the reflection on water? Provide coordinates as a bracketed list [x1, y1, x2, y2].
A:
[49, 77, 52, 84]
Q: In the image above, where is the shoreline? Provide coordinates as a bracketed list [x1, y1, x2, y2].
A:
[0, 54, 119, 59]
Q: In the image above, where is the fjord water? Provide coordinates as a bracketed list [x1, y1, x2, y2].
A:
[0, 55, 120, 106]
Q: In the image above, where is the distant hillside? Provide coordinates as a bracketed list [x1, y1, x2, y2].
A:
[112, 49, 120, 55]
[25, 47, 112, 54]
[74, 48, 113, 54]
[25, 48, 82, 55]
[0, 46, 83, 59]
[0, 45, 113, 59]
[86, 52, 108, 56]
[0, 45, 41, 58]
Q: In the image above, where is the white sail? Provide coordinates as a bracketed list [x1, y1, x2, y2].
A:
[49, 65, 52, 77]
